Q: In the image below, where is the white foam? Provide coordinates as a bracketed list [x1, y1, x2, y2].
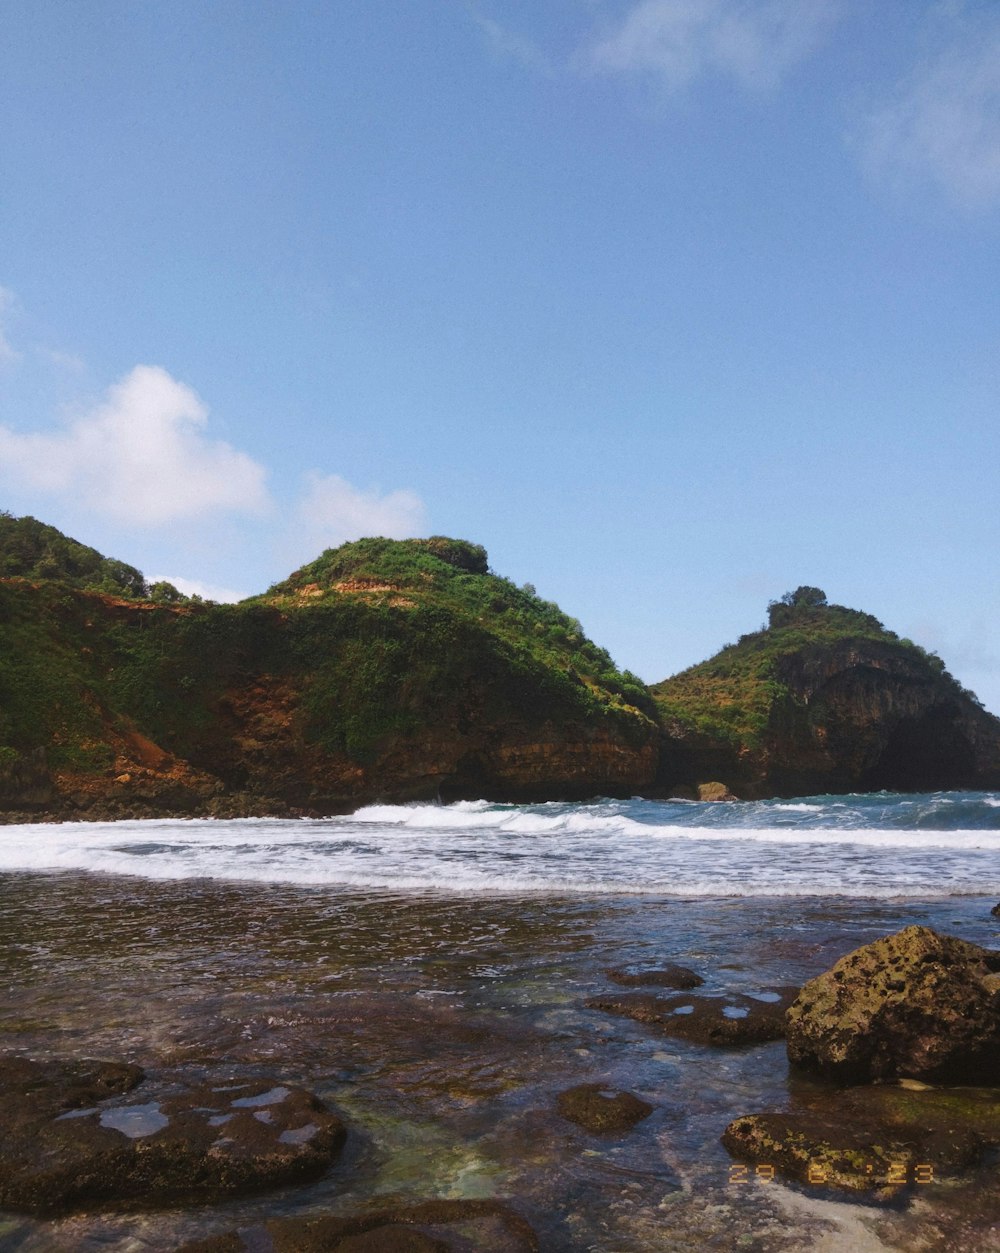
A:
[0, 798, 997, 897]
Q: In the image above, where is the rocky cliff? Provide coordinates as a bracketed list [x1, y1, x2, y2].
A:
[0, 533, 658, 819]
[652, 589, 1000, 797]
[3, 525, 998, 818]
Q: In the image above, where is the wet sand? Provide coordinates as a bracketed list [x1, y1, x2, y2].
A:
[1, 873, 999, 1251]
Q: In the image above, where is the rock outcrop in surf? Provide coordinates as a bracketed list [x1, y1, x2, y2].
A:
[652, 587, 1000, 798]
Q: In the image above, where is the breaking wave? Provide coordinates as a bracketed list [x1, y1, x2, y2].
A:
[1, 792, 999, 898]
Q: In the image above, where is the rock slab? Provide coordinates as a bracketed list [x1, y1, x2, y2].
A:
[587, 988, 798, 1047]
[556, 1084, 654, 1133]
[0, 1057, 346, 1215]
[722, 1085, 1000, 1196]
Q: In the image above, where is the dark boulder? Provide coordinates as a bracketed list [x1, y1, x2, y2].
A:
[722, 1084, 1000, 1197]
[786, 926, 1000, 1083]
[605, 964, 703, 990]
[556, 1084, 653, 1133]
[0, 1058, 345, 1215]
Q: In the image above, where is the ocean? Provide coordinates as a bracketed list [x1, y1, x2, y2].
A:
[1, 791, 999, 1250]
[3, 790, 1000, 895]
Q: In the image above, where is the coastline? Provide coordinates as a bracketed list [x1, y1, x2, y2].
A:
[2, 867, 999, 1250]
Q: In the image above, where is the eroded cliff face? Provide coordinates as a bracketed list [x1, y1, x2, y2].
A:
[657, 635, 1000, 798]
[175, 676, 657, 813]
[0, 568, 659, 821]
[768, 640, 1000, 793]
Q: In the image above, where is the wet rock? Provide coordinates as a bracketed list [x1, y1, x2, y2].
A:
[586, 988, 798, 1047]
[605, 963, 703, 990]
[786, 925, 1000, 1083]
[722, 1084, 1000, 1197]
[696, 781, 737, 802]
[991, 901, 1000, 917]
[178, 1198, 540, 1252]
[0, 1055, 143, 1107]
[0, 1058, 346, 1215]
[556, 1083, 654, 1133]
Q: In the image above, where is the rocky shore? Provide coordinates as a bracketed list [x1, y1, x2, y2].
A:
[2, 879, 1000, 1250]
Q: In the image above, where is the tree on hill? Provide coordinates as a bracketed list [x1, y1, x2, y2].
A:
[0, 512, 149, 598]
[767, 585, 828, 628]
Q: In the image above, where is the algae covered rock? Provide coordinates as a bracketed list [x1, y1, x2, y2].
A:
[556, 1083, 653, 1133]
[786, 925, 1000, 1083]
[0, 1059, 346, 1215]
[587, 987, 798, 1047]
[722, 1084, 1000, 1196]
[605, 963, 703, 990]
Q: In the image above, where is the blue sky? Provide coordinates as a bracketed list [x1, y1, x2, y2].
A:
[1, 1, 999, 711]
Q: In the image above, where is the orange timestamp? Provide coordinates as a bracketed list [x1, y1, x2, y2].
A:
[728, 1162, 935, 1186]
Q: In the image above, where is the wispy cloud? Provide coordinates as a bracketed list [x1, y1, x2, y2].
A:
[464, 3, 554, 75]
[0, 294, 430, 586]
[0, 364, 271, 525]
[294, 471, 428, 561]
[581, 0, 836, 93]
[857, 18, 1000, 210]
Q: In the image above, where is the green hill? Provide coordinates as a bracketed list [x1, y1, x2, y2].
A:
[0, 512, 147, 598]
[3, 521, 999, 817]
[0, 523, 658, 818]
[652, 587, 1000, 797]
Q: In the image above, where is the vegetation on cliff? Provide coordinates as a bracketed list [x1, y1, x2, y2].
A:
[0, 512, 148, 598]
[653, 586, 958, 747]
[0, 524, 658, 815]
[3, 517, 999, 815]
[652, 586, 1000, 795]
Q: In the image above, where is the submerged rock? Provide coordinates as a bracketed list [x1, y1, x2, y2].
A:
[722, 1084, 1000, 1197]
[605, 964, 703, 990]
[786, 925, 1000, 1083]
[556, 1084, 654, 1133]
[0, 1058, 345, 1215]
[586, 988, 798, 1047]
[178, 1198, 540, 1252]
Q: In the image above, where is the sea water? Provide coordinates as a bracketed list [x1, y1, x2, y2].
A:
[1, 792, 999, 1251]
[1, 790, 999, 895]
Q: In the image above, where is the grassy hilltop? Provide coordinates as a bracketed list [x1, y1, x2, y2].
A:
[652, 587, 1000, 797]
[0, 517, 658, 817]
[2, 518, 999, 818]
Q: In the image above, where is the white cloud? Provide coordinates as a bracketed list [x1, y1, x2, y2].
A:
[0, 364, 271, 525]
[0, 286, 21, 366]
[858, 22, 1000, 210]
[294, 471, 428, 557]
[148, 574, 247, 603]
[582, 0, 835, 92]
